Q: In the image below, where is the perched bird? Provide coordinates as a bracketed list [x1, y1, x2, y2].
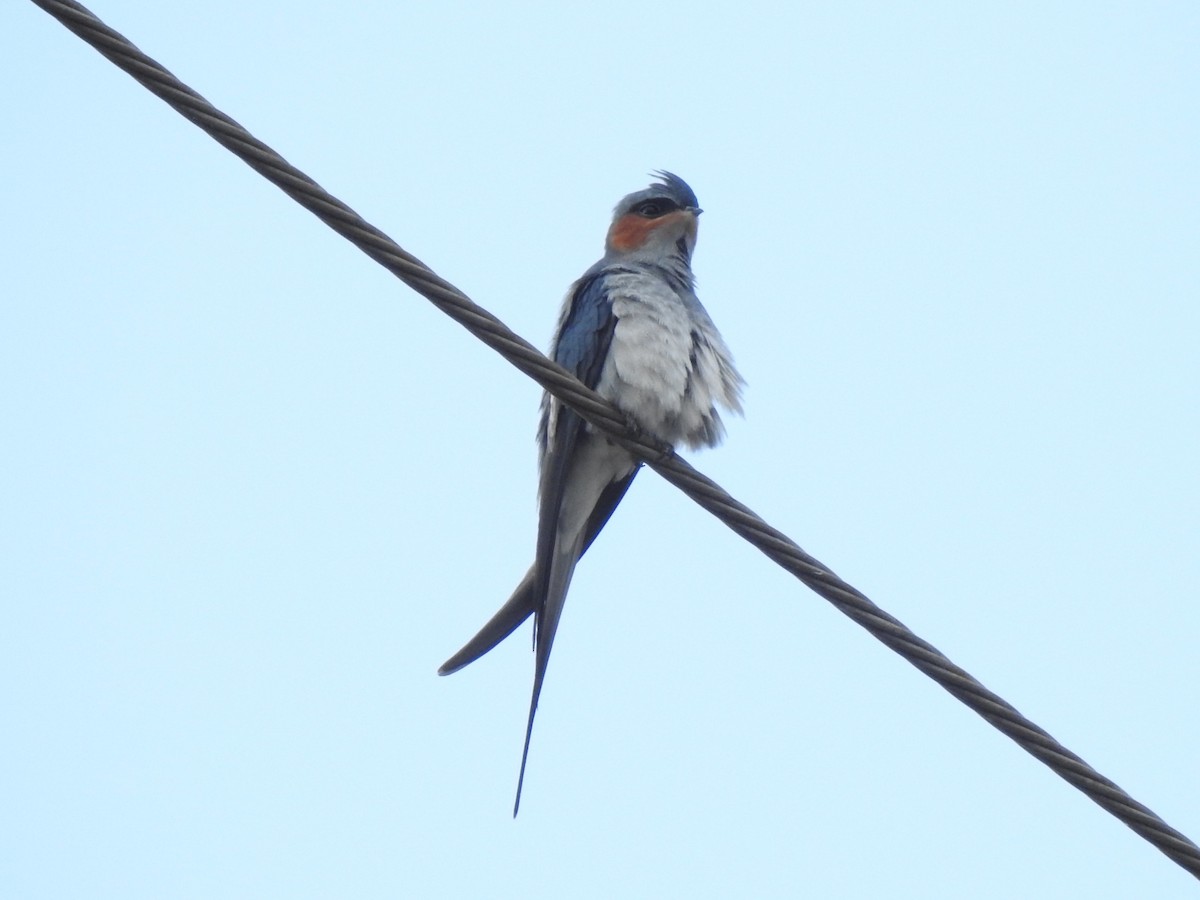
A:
[439, 172, 743, 814]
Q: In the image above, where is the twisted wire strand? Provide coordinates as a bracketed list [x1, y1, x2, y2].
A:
[31, 0, 1200, 879]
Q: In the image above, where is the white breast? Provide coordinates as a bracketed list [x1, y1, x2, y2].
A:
[596, 271, 742, 450]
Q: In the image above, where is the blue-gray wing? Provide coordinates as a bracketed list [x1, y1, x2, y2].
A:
[437, 274, 635, 678]
[555, 274, 617, 389]
[534, 273, 623, 603]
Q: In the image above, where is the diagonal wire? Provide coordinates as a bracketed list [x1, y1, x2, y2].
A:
[30, 0, 1200, 880]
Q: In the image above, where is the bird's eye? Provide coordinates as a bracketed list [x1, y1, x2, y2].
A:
[634, 199, 674, 218]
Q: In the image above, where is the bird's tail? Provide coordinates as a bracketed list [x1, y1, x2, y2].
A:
[437, 469, 637, 678]
[437, 568, 537, 676]
[513, 536, 582, 816]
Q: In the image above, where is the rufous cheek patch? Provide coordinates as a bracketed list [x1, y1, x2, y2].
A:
[607, 210, 690, 252]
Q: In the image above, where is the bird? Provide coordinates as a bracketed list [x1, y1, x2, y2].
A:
[438, 172, 744, 815]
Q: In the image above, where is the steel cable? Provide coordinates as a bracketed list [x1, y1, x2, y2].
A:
[31, 0, 1200, 879]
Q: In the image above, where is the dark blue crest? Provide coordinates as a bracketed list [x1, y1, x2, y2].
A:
[650, 170, 700, 210]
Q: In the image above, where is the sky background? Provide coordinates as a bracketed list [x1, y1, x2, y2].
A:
[4, 2, 1198, 897]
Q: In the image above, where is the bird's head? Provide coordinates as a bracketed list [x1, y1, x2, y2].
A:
[605, 171, 702, 261]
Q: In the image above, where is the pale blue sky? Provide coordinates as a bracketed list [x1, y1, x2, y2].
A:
[4, 2, 1198, 897]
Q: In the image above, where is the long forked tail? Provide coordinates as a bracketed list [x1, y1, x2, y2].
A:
[438, 469, 637, 678]
[513, 669, 546, 817]
[513, 533, 579, 816]
[438, 569, 537, 676]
